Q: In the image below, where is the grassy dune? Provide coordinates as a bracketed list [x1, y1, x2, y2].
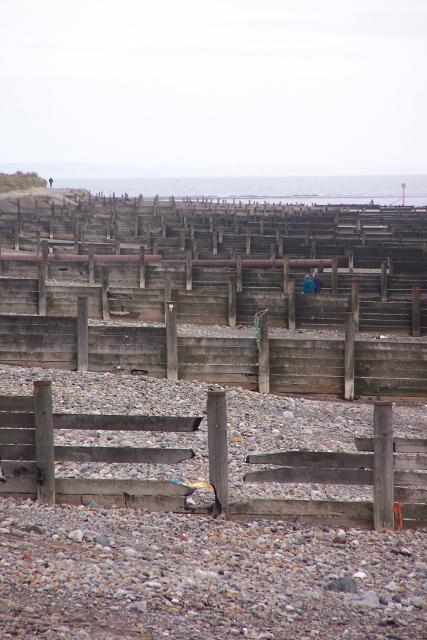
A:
[0, 171, 47, 192]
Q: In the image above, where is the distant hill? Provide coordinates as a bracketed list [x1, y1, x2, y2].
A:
[0, 171, 47, 193]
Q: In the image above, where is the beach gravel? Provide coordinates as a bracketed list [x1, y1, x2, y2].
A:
[0, 363, 425, 638]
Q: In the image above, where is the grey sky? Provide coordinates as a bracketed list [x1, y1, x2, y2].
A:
[1, 0, 426, 175]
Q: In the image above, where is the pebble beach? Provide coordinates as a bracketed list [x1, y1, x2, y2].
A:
[0, 362, 426, 638]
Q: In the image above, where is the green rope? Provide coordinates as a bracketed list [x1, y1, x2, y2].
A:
[254, 309, 268, 350]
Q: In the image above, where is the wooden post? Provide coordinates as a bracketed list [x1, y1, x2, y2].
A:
[277, 232, 283, 257]
[348, 249, 354, 273]
[351, 283, 360, 332]
[373, 401, 394, 530]
[36, 230, 41, 255]
[218, 225, 224, 244]
[115, 239, 121, 255]
[38, 241, 49, 316]
[77, 296, 89, 372]
[246, 231, 251, 256]
[270, 243, 276, 260]
[185, 250, 192, 291]
[207, 390, 229, 515]
[139, 245, 146, 288]
[344, 312, 355, 401]
[164, 272, 172, 315]
[88, 245, 95, 284]
[34, 380, 55, 505]
[258, 311, 270, 394]
[412, 286, 421, 337]
[310, 237, 316, 259]
[381, 260, 388, 302]
[288, 279, 296, 330]
[283, 255, 289, 294]
[165, 301, 178, 381]
[14, 221, 19, 251]
[192, 238, 199, 260]
[236, 254, 242, 293]
[212, 231, 218, 255]
[101, 267, 110, 320]
[49, 216, 54, 240]
[74, 222, 80, 254]
[180, 227, 186, 252]
[228, 275, 237, 327]
[331, 258, 338, 296]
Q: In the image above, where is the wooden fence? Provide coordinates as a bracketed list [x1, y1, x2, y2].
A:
[1, 306, 427, 399]
[0, 382, 203, 511]
[1, 388, 425, 529]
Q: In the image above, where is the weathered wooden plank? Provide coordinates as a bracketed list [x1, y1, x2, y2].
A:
[402, 503, 427, 520]
[54, 446, 195, 464]
[0, 477, 37, 493]
[54, 478, 193, 496]
[244, 466, 373, 485]
[0, 444, 35, 460]
[355, 438, 427, 453]
[0, 396, 33, 411]
[55, 493, 189, 512]
[1, 460, 37, 477]
[0, 413, 34, 428]
[0, 429, 35, 445]
[395, 471, 427, 489]
[228, 498, 373, 518]
[246, 451, 374, 469]
[395, 487, 427, 503]
[394, 454, 427, 471]
[52, 414, 203, 432]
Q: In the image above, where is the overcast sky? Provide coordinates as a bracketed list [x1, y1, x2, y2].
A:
[1, 0, 426, 176]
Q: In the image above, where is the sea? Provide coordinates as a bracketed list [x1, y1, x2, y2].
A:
[55, 174, 427, 206]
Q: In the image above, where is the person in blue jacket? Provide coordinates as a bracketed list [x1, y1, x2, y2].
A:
[302, 274, 316, 294]
[313, 270, 324, 293]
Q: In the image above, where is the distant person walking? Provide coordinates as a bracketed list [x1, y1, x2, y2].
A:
[48, 177, 53, 188]
[302, 274, 316, 294]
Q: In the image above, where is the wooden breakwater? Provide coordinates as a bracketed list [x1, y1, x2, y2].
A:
[1, 306, 427, 399]
[1, 386, 425, 529]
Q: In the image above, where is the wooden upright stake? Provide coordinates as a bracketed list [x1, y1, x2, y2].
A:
[101, 267, 110, 320]
[180, 228, 186, 252]
[88, 245, 95, 284]
[14, 222, 19, 251]
[165, 301, 178, 381]
[228, 275, 237, 327]
[412, 286, 421, 337]
[351, 282, 360, 332]
[38, 241, 49, 316]
[236, 254, 242, 293]
[344, 312, 355, 401]
[288, 279, 296, 330]
[207, 390, 229, 516]
[258, 311, 270, 394]
[0, 244, 2, 276]
[381, 260, 388, 302]
[246, 231, 251, 256]
[373, 401, 394, 530]
[139, 245, 146, 289]
[348, 249, 354, 273]
[77, 296, 89, 372]
[34, 380, 55, 505]
[185, 250, 192, 291]
[331, 258, 338, 296]
[212, 231, 218, 256]
[164, 272, 172, 315]
[283, 255, 289, 294]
